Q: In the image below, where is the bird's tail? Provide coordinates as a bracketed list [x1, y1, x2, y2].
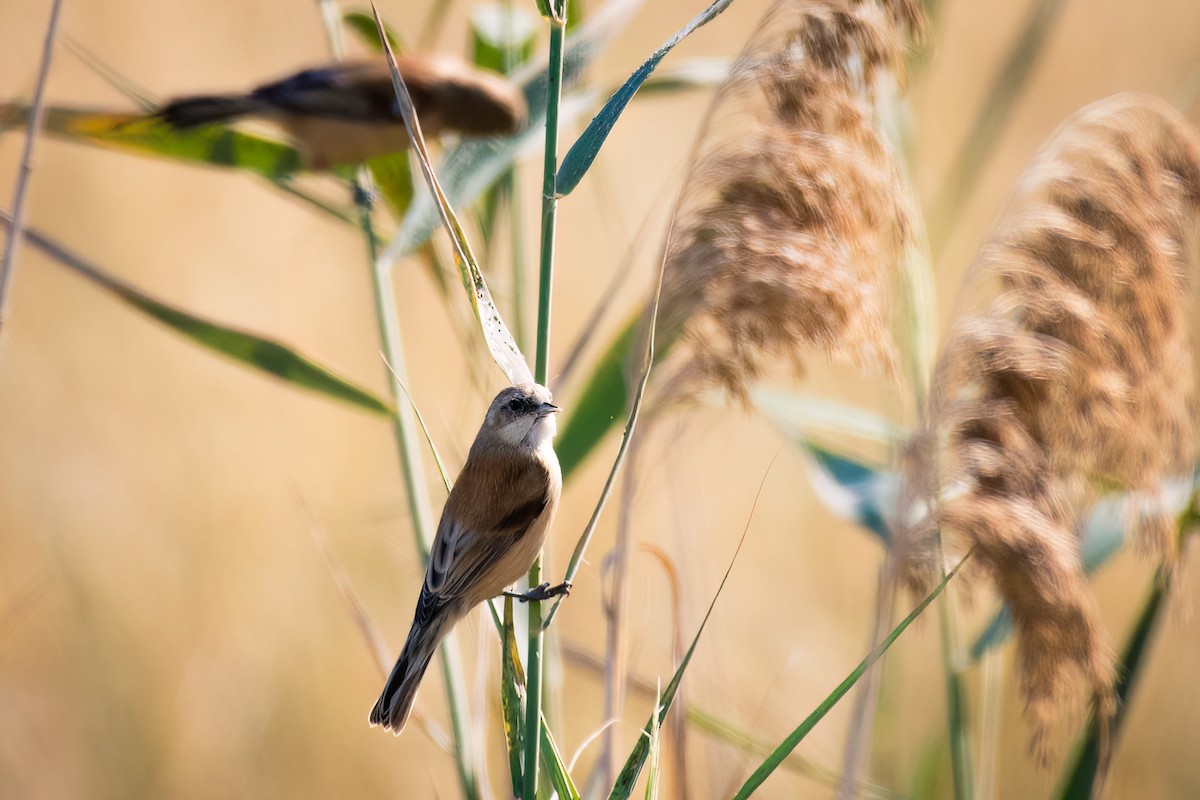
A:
[157, 94, 264, 129]
[370, 600, 458, 733]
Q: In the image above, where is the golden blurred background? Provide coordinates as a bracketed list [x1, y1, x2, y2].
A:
[2, 0, 1200, 797]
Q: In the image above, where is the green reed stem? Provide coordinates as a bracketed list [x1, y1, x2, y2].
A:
[356, 175, 479, 800]
[936, 548, 975, 800]
[525, 6, 567, 799]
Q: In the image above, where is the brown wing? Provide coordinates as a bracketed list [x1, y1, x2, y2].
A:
[422, 452, 551, 603]
[247, 59, 437, 122]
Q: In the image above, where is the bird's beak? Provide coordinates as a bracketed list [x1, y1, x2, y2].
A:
[537, 402, 560, 417]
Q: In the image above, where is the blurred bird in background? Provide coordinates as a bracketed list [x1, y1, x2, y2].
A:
[370, 384, 565, 733]
[157, 56, 527, 168]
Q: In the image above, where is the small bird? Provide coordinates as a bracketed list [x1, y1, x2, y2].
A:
[158, 57, 527, 169]
[370, 383, 565, 733]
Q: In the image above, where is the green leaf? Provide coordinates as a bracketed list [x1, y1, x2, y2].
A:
[635, 58, 730, 95]
[557, 308, 688, 481]
[1056, 572, 1167, 799]
[4, 214, 391, 416]
[607, 488, 755, 799]
[557, 314, 637, 479]
[539, 712, 582, 800]
[685, 707, 901, 799]
[556, 0, 737, 196]
[732, 558, 967, 799]
[343, 10, 403, 53]
[644, 684, 663, 800]
[797, 441, 896, 544]
[501, 599, 526, 797]
[0, 104, 302, 178]
[385, 0, 645, 259]
[367, 152, 415, 219]
[499, 599, 580, 800]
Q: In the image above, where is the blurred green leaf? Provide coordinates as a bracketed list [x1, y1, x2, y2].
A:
[636, 57, 730, 95]
[797, 441, 897, 544]
[0, 104, 302, 178]
[732, 559, 966, 799]
[556, 0, 736, 196]
[566, 0, 586, 31]
[470, 3, 539, 246]
[910, 738, 954, 800]
[4, 214, 390, 416]
[343, 10, 403, 53]
[367, 152, 415, 219]
[1057, 572, 1167, 799]
[386, 0, 645, 259]
[753, 388, 907, 446]
[557, 314, 636, 480]
[607, 498, 752, 799]
[471, 3, 539, 73]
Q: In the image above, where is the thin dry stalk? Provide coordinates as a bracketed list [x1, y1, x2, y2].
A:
[599, 433, 644, 789]
[0, 0, 65, 341]
[911, 93, 1200, 762]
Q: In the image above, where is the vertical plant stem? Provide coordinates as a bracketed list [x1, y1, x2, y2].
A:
[525, 6, 567, 799]
[357, 177, 479, 800]
[977, 648, 1003, 800]
[0, 0, 65, 341]
[937, 547, 975, 800]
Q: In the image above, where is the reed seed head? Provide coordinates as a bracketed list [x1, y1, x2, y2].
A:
[911, 93, 1200, 761]
[652, 0, 922, 405]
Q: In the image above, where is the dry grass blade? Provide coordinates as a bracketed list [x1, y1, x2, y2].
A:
[910, 92, 1200, 763]
[380, 351, 453, 494]
[369, 4, 532, 386]
[651, 0, 923, 406]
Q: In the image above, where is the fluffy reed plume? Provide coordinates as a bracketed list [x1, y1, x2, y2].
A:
[913, 93, 1200, 760]
[652, 0, 922, 404]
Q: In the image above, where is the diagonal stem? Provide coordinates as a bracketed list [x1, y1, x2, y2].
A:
[0, 0, 65, 342]
[356, 176, 479, 800]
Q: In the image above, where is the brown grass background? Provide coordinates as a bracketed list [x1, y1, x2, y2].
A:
[2, 0, 1200, 797]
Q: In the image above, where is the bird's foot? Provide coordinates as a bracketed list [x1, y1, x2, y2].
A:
[503, 581, 571, 603]
[352, 182, 378, 209]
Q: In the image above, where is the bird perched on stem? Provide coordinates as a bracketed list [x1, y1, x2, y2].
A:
[159, 57, 527, 169]
[370, 383, 566, 733]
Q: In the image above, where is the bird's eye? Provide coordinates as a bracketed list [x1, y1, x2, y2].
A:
[508, 398, 523, 412]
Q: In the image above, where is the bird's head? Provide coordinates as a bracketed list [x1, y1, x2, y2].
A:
[484, 383, 559, 448]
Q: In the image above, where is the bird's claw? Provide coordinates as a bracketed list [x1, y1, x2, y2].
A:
[504, 581, 571, 603]
[352, 183, 378, 208]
